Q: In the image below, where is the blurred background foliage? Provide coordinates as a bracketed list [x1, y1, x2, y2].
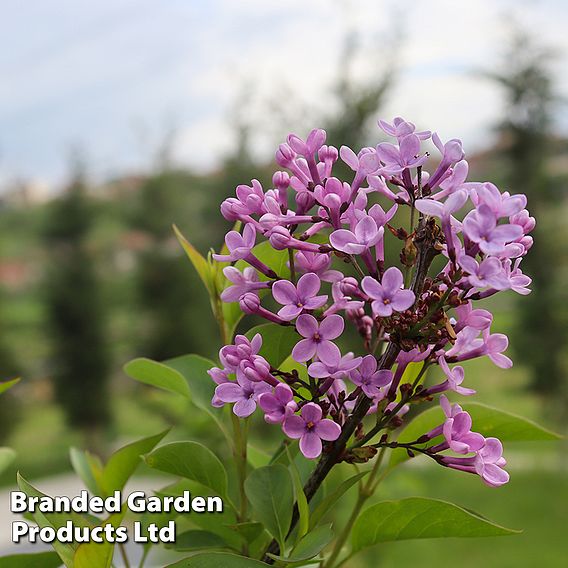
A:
[0, 12, 566, 567]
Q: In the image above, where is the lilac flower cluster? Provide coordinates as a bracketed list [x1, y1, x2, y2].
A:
[208, 117, 534, 486]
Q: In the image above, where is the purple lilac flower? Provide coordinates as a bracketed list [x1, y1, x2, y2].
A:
[308, 346, 361, 380]
[376, 134, 429, 175]
[440, 437, 509, 487]
[361, 267, 415, 317]
[458, 254, 509, 291]
[213, 223, 257, 262]
[272, 272, 327, 321]
[330, 215, 383, 255]
[463, 204, 523, 255]
[292, 314, 344, 363]
[283, 403, 341, 459]
[424, 357, 476, 396]
[470, 182, 527, 218]
[240, 293, 287, 325]
[427, 396, 484, 454]
[258, 383, 298, 424]
[294, 251, 343, 283]
[349, 355, 393, 399]
[219, 334, 262, 371]
[454, 302, 493, 332]
[214, 375, 271, 417]
[378, 117, 431, 141]
[221, 267, 270, 302]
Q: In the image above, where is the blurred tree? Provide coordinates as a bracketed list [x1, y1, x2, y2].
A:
[43, 161, 111, 449]
[487, 30, 567, 411]
[133, 169, 218, 360]
[0, 288, 21, 443]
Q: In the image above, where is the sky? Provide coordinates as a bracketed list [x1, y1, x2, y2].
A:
[1, 0, 567, 190]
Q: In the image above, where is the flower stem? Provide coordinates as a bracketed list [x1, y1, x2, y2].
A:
[323, 446, 388, 568]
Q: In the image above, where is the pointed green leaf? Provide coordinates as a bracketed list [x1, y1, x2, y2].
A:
[166, 553, 269, 567]
[164, 354, 216, 411]
[224, 522, 265, 544]
[145, 442, 228, 499]
[286, 447, 309, 540]
[123, 357, 190, 398]
[166, 530, 229, 552]
[309, 471, 369, 529]
[244, 465, 294, 552]
[0, 551, 63, 567]
[69, 448, 103, 495]
[267, 524, 334, 563]
[0, 377, 20, 395]
[101, 429, 169, 496]
[245, 324, 299, 368]
[174, 224, 214, 294]
[352, 497, 519, 551]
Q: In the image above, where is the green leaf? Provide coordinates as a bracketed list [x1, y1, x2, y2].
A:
[309, 471, 369, 530]
[0, 377, 20, 395]
[101, 429, 169, 496]
[286, 447, 309, 540]
[145, 441, 228, 499]
[164, 354, 216, 411]
[69, 448, 103, 495]
[245, 324, 299, 368]
[73, 541, 114, 568]
[166, 530, 229, 551]
[244, 464, 294, 552]
[16, 474, 89, 567]
[267, 524, 334, 563]
[461, 402, 562, 441]
[351, 497, 519, 552]
[123, 358, 190, 398]
[390, 402, 561, 468]
[0, 447, 16, 475]
[224, 522, 265, 544]
[165, 553, 269, 567]
[174, 224, 214, 295]
[164, 354, 231, 442]
[0, 551, 63, 567]
[249, 241, 290, 279]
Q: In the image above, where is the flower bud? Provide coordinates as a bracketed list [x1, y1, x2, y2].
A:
[240, 292, 261, 314]
[275, 143, 296, 167]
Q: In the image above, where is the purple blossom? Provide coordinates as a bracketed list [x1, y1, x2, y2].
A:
[428, 396, 484, 454]
[470, 182, 527, 218]
[214, 375, 271, 417]
[349, 355, 393, 399]
[294, 251, 343, 283]
[221, 267, 269, 302]
[463, 204, 523, 255]
[292, 314, 344, 363]
[454, 301, 493, 332]
[361, 267, 415, 317]
[378, 117, 431, 141]
[424, 357, 476, 396]
[258, 383, 298, 424]
[474, 438, 510, 487]
[330, 215, 383, 255]
[308, 345, 361, 380]
[375, 133, 429, 175]
[219, 334, 262, 371]
[213, 223, 257, 262]
[283, 403, 341, 459]
[458, 254, 509, 290]
[272, 272, 327, 321]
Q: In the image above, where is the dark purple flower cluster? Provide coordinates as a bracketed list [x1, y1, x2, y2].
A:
[208, 117, 534, 486]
